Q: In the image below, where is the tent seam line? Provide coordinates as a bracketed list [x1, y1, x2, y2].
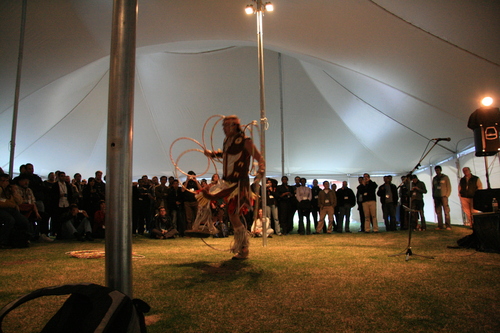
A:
[368, 0, 499, 68]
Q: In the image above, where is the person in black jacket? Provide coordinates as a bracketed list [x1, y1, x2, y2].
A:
[150, 206, 178, 239]
[51, 171, 74, 238]
[336, 181, 356, 233]
[167, 179, 184, 236]
[377, 175, 398, 231]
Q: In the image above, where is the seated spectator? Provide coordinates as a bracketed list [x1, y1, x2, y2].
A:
[15, 174, 54, 242]
[59, 204, 93, 241]
[150, 206, 178, 239]
[0, 173, 32, 248]
[251, 209, 273, 238]
[92, 200, 106, 239]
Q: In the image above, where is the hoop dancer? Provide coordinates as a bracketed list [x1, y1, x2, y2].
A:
[190, 115, 265, 260]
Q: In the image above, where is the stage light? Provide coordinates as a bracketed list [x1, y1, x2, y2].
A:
[245, 5, 254, 15]
[265, 2, 274, 12]
[481, 96, 493, 107]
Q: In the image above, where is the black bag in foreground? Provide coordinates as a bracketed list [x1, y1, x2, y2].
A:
[0, 283, 150, 333]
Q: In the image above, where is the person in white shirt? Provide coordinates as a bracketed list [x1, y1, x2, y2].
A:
[251, 209, 273, 238]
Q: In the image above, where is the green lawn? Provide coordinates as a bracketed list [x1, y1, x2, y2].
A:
[1, 223, 499, 332]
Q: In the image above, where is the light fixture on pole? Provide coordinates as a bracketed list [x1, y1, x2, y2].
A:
[245, 0, 273, 246]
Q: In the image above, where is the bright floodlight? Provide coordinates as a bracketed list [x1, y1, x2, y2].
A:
[265, 2, 274, 12]
[481, 97, 493, 107]
[245, 5, 254, 14]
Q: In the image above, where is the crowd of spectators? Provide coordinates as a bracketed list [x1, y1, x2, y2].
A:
[0, 163, 482, 248]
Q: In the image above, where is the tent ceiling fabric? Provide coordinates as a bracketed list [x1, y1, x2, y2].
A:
[1, 0, 499, 179]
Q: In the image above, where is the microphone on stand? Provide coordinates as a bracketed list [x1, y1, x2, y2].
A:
[432, 137, 451, 142]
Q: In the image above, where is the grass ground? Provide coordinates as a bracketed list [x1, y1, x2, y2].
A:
[0, 222, 499, 332]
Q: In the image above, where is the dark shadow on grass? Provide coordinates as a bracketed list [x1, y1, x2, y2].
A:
[168, 260, 265, 289]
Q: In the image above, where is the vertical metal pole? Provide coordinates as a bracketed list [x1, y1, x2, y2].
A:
[256, 1, 267, 247]
[9, 0, 28, 178]
[278, 53, 285, 176]
[105, 0, 137, 297]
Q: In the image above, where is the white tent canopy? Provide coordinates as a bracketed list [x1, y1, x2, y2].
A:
[1, 1, 499, 224]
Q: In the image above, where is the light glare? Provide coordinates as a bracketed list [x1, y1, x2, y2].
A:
[265, 3, 274, 12]
[481, 97, 493, 107]
[245, 5, 254, 14]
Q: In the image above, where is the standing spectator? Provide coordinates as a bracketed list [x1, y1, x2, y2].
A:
[22, 164, 46, 215]
[398, 175, 410, 230]
[432, 165, 452, 230]
[409, 175, 427, 231]
[377, 175, 398, 231]
[94, 170, 106, 201]
[82, 177, 101, 224]
[136, 178, 153, 234]
[356, 176, 366, 232]
[265, 178, 281, 236]
[458, 167, 483, 228]
[155, 176, 169, 211]
[336, 181, 356, 233]
[310, 179, 322, 233]
[51, 171, 74, 238]
[167, 179, 184, 235]
[316, 181, 336, 234]
[43, 172, 57, 234]
[361, 173, 378, 233]
[72, 173, 85, 208]
[183, 171, 201, 232]
[276, 176, 294, 235]
[291, 176, 301, 228]
[296, 178, 312, 235]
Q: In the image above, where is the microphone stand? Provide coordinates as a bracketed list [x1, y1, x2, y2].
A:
[389, 140, 441, 261]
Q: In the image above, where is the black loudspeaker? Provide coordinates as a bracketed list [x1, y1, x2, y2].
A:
[473, 189, 500, 212]
[472, 213, 500, 252]
[468, 107, 500, 157]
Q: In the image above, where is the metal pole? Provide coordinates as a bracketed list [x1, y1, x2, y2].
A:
[278, 52, 285, 176]
[105, 0, 137, 297]
[256, 1, 267, 247]
[9, 0, 28, 178]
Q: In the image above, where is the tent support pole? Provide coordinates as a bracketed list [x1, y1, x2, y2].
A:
[256, 2, 267, 246]
[278, 53, 284, 176]
[105, 0, 137, 297]
[8, 0, 27, 178]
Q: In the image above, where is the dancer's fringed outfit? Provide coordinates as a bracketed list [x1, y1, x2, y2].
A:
[200, 116, 264, 259]
[178, 115, 264, 259]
